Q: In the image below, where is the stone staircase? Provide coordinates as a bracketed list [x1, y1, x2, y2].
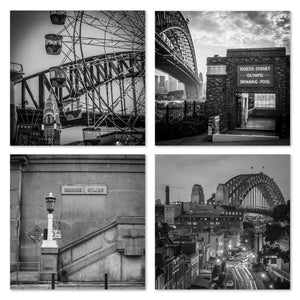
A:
[58, 216, 145, 282]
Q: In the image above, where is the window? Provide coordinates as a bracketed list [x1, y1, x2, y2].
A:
[254, 93, 276, 109]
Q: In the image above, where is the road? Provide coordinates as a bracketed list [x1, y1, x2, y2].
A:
[226, 264, 257, 289]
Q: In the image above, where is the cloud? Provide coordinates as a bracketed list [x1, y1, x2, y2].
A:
[182, 11, 290, 51]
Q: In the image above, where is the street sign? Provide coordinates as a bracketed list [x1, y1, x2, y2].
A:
[52, 229, 62, 239]
[28, 225, 43, 244]
[61, 184, 107, 195]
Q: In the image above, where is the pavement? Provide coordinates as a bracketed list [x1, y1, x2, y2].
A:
[11, 282, 145, 290]
[156, 131, 290, 146]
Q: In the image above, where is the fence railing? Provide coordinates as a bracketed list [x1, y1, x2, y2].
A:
[11, 261, 41, 272]
[155, 100, 205, 123]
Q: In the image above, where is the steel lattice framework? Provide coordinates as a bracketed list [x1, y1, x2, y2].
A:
[225, 172, 285, 211]
[12, 11, 145, 145]
[155, 11, 200, 98]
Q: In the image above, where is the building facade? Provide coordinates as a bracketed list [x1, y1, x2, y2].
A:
[206, 48, 290, 139]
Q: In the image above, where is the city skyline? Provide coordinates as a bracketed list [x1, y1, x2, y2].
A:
[155, 155, 290, 204]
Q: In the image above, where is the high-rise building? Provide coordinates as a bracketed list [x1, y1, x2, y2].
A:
[199, 72, 203, 97]
[168, 76, 178, 92]
[155, 75, 159, 93]
[215, 183, 229, 205]
[191, 184, 204, 204]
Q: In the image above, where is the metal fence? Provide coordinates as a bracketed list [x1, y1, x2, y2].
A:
[155, 100, 206, 123]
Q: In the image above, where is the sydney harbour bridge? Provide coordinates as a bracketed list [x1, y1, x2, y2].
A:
[224, 172, 285, 216]
[155, 11, 201, 99]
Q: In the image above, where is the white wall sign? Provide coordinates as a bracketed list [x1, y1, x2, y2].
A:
[61, 185, 107, 195]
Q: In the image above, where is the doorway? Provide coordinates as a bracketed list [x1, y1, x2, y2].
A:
[236, 93, 276, 131]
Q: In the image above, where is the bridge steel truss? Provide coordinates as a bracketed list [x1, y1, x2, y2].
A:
[16, 51, 145, 126]
[155, 11, 200, 99]
[225, 172, 285, 213]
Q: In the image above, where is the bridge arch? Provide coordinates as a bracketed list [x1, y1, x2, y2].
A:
[225, 172, 285, 211]
[155, 11, 200, 98]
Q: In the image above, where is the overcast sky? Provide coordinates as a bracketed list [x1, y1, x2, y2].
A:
[157, 11, 290, 82]
[11, 11, 64, 76]
[155, 155, 290, 204]
[11, 11, 143, 77]
[183, 11, 290, 80]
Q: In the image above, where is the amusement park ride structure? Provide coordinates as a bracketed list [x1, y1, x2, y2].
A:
[11, 11, 146, 145]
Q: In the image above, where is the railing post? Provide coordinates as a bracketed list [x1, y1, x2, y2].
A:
[184, 100, 187, 118]
[193, 101, 196, 118]
[16, 262, 19, 283]
[166, 105, 169, 124]
[105, 273, 108, 289]
[51, 273, 55, 289]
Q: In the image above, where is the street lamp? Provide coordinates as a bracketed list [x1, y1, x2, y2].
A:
[46, 192, 56, 213]
[215, 258, 221, 264]
[42, 192, 58, 248]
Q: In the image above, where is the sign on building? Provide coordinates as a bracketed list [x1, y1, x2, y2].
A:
[28, 225, 43, 244]
[237, 65, 273, 87]
[61, 184, 108, 195]
[207, 65, 226, 75]
[52, 229, 62, 239]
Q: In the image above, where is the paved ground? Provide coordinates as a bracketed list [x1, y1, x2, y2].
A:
[11, 282, 145, 290]
[156, 132, 290, 146]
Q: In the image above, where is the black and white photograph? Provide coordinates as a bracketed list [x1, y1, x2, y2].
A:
[4, 0, 300, 299]
[10, 11, 145, 145]
[10, 155, 145, 289]
[155, 11, 290, 145]
[155, 155, 290, 289]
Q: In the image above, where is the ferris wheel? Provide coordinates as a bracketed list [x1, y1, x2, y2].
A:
[44, 11, 145, 144]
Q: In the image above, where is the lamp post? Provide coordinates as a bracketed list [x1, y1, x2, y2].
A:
[42, 192, 58, 248]
[40, 192, 58, 286]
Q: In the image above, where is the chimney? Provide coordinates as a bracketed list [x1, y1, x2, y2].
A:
[165, 185, 170, 205]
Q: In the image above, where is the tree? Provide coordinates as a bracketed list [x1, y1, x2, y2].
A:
[272, 201, 290, 223]
[264, 223, 283, 243]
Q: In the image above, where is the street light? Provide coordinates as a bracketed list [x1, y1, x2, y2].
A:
[42, 192, 58, 248]
[215, 258, 221, 264]
[46, 192, 56, 213]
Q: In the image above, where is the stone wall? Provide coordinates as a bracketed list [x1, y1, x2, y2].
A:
[11, 155, 145, 264]
[10, 156, 28, 266]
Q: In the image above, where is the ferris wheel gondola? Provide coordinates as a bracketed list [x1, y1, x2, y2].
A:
[45, 34, 63, 55]
[50, 11, 66, 25]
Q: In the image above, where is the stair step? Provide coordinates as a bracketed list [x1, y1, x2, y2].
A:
[63, 244, 117, 275]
